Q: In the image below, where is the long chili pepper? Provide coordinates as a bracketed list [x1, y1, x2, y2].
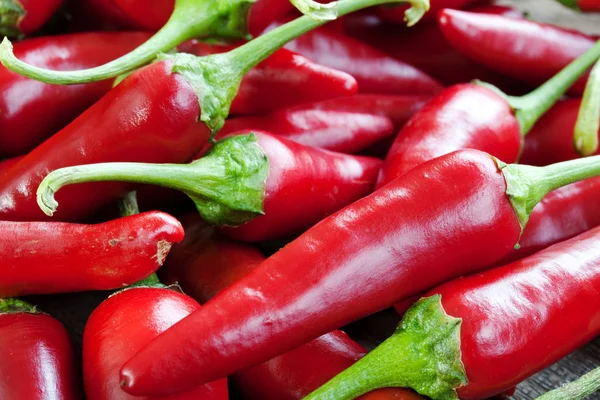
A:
[0, 0, 62, 37]
[160, 215, 426, 400]
[0, 32, 151, 157]
[574, 58, 600, 156]
[438, 9, 598, 95]
[0, 0, 427, 84]
[536, 366, 600, 400]
[306, 225, 600, 400]
[376, 38, 600, 188]
[116, 150, 600, 395]
[37, 132, 382, 242]
[0, 299, 79, 399]
[377, 0, 479, 24]
[555, 0, 600, 11]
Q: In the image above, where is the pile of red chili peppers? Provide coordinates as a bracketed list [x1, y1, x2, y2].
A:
[1, 0, 600, 399]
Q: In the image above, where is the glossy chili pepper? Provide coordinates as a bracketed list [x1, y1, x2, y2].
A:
[438, 9, 598, 95]
[343, 5, 526, 88]
[555, 0, 600, 11]
[183, 41, 358, 116]
[307, 225, 600, 400]
[0, 0, 62, 37]
[118, 150, 600, 394]
[0, 32, 151, 157]
[376, 39, 600, 188]
[83, 286, 227, 400]
[377, 0, 479, 24]
[160, 215, 426, 400]
[0, 299, 79, 399]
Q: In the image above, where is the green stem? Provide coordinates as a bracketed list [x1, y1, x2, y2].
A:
[118, 191, 140, 218]
[477, 39, 600, 135]
[37, 134, 269, 227]
[536, 367, 600, 400]
[0, 0, 25, 38]
[0, 298, 37, 314]
[0, 0, 254, 84]
[574, 58, 600, 156]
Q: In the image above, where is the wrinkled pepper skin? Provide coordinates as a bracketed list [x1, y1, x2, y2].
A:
[83, 287, 228, 400]
[1, 0, 62, 36]
[432, 226, 600, 399]
[184, 42, 358, 116]
[120, 150, 522, 394]
[0, 32, 151, 157]
[0, 59, 209, 222]
[377, 0, 480, 24]
[0, 308, 79, 399]
[377, 84, 521, 188]
[0, 211, 183, 297]
[438, 9, 597, 95]
[218, 130, 383, 242]
[161, 216, 426, 400]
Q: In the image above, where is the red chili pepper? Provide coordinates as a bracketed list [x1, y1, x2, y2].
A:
[438, 9, 598, 95]
[118, 149, 600, 394]
[307, 225, 600, 400]
[0, 299, 79, 399]
[83, 286, 227, 400]
[160, 216, 425, 400]
[376, 40, 600, 188]
[0, 32, 151, 157]
[0, 0, 62, 37]
[377, 0, 480, 24]
[555, 0, 600, 11]
[112, 0, 173, 30]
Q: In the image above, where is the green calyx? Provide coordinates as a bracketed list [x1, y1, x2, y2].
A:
[36, 133, 269, 227]
[536, 367, 600, 400]
[0, 298, 37, 315]
[304, 295, 466, 400]
[574, 58, 600, 156]
[0, 0, 24, 38]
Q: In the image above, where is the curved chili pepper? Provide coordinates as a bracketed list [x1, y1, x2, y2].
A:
[556, 0, 600, 11]
[0, 299, 79, 399]
[83, 286, 227, 400]
[377, 0, 479, 24]
[0, 32, 151, 157]
[160, 215, 425, 400]
[0, 0, 62, 37]
[438, 9, 598, 95]
[376, 39, 600, 188]
[118, 150, 600, 394]
[307, 225, 600, 400]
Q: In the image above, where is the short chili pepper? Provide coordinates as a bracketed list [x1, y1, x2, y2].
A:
[117, 150, 600, 395]
[0, 31, 151, 157]
[83, 285, 228, 400]
[0, 0, 62, 37]
[0, 298, 79, 399]
[307, 224, 600, 400]
[0, 211, 183, 297]
[377, 0, 479, 24]
[160, 214, 426, 400]
[376, 38, 600, 188]
[438, 9, 598, 95]
[555, 0, 600, 11]
[37, 131, 382, 242]
[536, 366, 600, 400]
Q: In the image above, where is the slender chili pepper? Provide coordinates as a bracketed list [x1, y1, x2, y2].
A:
[0, 32, 151, 157]
[555, 0, 600, 11]
[117, 150, 600, 395]
[306, 225, 600, 400]
[574, 58, 600, 156]
[0, 0, 62, 37]
[438, 9, 598, 95]
[377, 0, 479, 24]
[160, 215, 426, 400]
[376, 38, 600, 188]
[536, 366, 600, 400]
[183, 41, 358, 116]
[0, 299, 79, 399]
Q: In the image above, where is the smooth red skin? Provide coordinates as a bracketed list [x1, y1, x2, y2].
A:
[219, 131, 383, 242]
[83, 287, 227, 400]
[0, 312, 79, 399]
[0, 60, 208, 222]
[0, 32, 151, 157]
[184, 42, 358, 116]
[438, 9, 597, 95]
[0, 211, 183, 297]
[377, 0, 480, 24]
[432, 226, 600, 399]
[114, 0, 172, 30]
[377, 84, 521, 188]
[279, 25, 443, 95]
[343, 6, 526, 89]
[16, 0, 62, 34]
[520, 99, 600, 166]
[120, 150, 521, 394]
[578, 0, 600, 11]
[0, 156, 22, 178]
[247, 0, 295, 36]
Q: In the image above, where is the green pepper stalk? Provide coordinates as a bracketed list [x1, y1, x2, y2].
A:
[536, 367, 600, 400]
[574, 58, 600, 156]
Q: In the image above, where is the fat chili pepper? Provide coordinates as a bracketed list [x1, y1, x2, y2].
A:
[160, 215, 426, 400]
[376, 38, 600, 188]
[0, 299, 79, 399]
[117, 150, 600, 395]
[307, 225, 600, 400]
[555, 0, 600, 11]
[0, 31, 151, 157]
[0, 0, 62, 37]
[438, 9, 598, 95]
